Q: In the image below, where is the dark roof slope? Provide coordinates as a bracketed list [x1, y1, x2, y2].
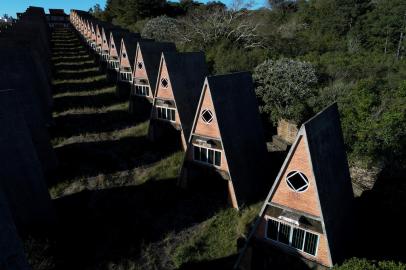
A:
[164, 51, 208, 140]
[0, 46, 57, 177]
[0, 89, 54, 231]
[112, 32, 140, 55]
[0, 190, 30, 269]
[207, 72, 268, 205]
[138, 41, 177, 93]
[49, 9, 66, 15]
[303, 103, 354, 264]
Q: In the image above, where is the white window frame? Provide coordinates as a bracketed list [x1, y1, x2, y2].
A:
[161, 78, 169, 88]
[156, 106, 176, 122]
[201, 109, 214, 124]
[192, 145, 222, 167]
[286, 171, 310, 193]
[137, 61, 144, 70]
[133, 84, 150, 96]
[264, 216, 319, 257]
[120, 71, 132, 82]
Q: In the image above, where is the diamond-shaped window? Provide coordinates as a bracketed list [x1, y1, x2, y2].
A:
[138, 62, 144, 70]
[286, 171, 309, 192]
[161, 78, 169, 88]
[201, 109, 213, 124]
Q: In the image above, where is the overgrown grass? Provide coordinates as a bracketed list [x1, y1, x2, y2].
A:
[49, 151, 184, 198]
[53, 85, 114, 98]
[123, 203, 261, 269]
[52, 121, 149, 147]
[53, 74, 106, 85]
[53, 101, 128, 117]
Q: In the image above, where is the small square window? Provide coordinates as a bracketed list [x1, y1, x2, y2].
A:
[201, 109, 213, 124]
[161, 78, 169, 88]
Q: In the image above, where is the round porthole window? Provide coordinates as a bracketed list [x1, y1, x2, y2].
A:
[112, 44, 115, 48]
[161, 78, 169, 88]
[123, 53, 127, 58]
[137, 62, 144, 69]
[103, 40, 106, 44]
[286, 171, 309, 192]
[201, 109, 213, 124]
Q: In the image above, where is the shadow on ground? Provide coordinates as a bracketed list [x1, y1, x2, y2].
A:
[53, 136, 177, 183]
[49, 179, 226, 269]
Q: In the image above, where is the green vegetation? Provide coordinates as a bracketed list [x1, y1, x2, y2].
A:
[333, 258, 406, 270]
[94, 0, 406, 169]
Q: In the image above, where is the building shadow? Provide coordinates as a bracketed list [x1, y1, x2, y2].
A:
[178, 255, 237, 270]
[51, 110, 141, 138]
[53, 78, 112, 94]
[53, 62, 97, 72]
[48, 179, 225, 269]
[353, 166, 406, 262]
[52, 55, 93, 64]
[54, 70, 102, 81]
[53, 91, 119, 113]
[52, 135, 176, 184]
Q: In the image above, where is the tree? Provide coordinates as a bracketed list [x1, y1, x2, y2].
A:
[141, 15, 185, 43]
[90, 4, 104, 19]
[180, 5, 265, 49]
[253, 58, 317, 124]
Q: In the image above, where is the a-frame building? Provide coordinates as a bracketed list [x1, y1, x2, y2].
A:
[148, 52, 208, 150]
[116, 35, 152, 98]
[129, 41, 177, 118]
[236, 103, 354, 269]
[106, 32, 139, 82]
[179, 72, 268, 209]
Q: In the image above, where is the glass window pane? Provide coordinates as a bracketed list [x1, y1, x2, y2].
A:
[171, 109, 175, 121]
[266, 219, 279, 241]
[291, 228, 305, 250]
[208, 149, 214, 164]
[278, 223, 291, 245]
[157, 107, 162, 119]
[303, 232, 318, 256]
[201, 148, 208, 162]
[194, 146, 200, 161]
[215, 151, 221, 166]
[146, 87, 149, 96]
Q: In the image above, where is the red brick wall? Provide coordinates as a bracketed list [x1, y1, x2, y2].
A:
[271, 135, 321, 217]
[189, 84, 229, 172]
[119, 42, 131, 69]
[109, 36, 118, 58]
[152, 58, 180, 125]
[133, 48, 153, 99]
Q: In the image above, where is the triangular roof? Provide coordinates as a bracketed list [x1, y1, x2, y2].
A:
[158, 51, 208, 141]
[136, 41, 177, 93]
[190, 72, 268, 206]
[111, 32, 139, 56]
[120, 35, 147, 68]
[252, 103, 354, 265]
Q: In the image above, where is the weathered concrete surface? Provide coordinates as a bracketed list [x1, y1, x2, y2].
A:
[0, 89, 54, 232]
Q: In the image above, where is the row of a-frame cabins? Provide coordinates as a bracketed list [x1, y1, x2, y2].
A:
[71, 10, 355, 269]
[0, 7, 57, 268]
